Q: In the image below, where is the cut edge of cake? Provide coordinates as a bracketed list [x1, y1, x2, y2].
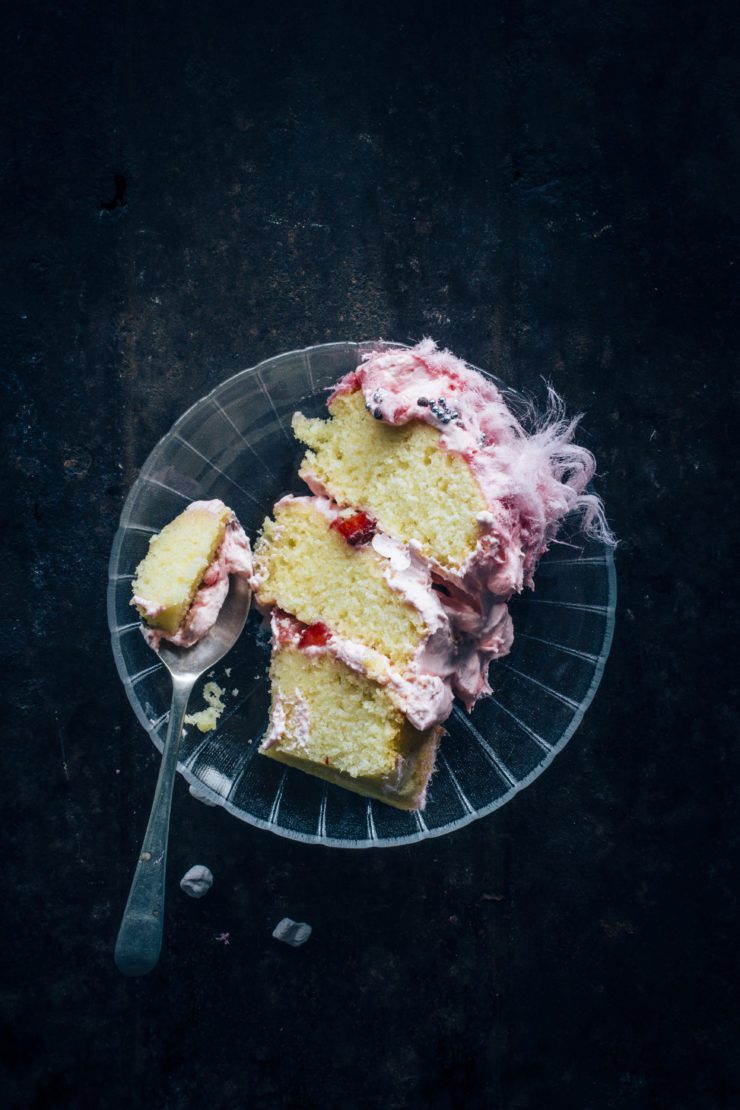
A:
[261, 734, 443, 813]
[132, 500, 232, 633]
[251, 494, 453, 674]
[293, 390, 488, 576]
[259, 634, 443, 812]
[131, 499, 252, 649]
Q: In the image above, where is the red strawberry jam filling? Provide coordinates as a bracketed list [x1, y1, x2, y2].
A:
[330, 511, 376, 546]
[298, 621, 331, 649]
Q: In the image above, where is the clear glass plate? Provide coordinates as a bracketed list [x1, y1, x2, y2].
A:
[108, 341, 616, 848]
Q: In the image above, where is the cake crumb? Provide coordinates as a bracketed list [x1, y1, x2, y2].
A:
[185, 681, 227, 732]
[225, 667, 232, 677]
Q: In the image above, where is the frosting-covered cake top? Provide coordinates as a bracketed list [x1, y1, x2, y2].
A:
[330, 339, 613, 592]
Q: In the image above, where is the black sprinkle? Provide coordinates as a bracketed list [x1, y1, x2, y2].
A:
[373, 408, 383, 420]
[417, 397, 429, 407]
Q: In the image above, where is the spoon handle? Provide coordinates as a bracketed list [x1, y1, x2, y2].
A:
[115, 675, 194, 976]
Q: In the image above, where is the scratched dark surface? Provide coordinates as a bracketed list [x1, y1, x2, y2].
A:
[2, 1, 738, 1107]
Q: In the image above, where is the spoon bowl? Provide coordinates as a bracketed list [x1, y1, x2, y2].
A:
[114, 576, 251, 977]
[157, 576, 253, 678]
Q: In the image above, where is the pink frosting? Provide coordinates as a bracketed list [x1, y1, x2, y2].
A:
[137, 500, 252, 651]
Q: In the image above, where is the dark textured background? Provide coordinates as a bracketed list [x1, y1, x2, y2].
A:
[2, 1, 738, 1107]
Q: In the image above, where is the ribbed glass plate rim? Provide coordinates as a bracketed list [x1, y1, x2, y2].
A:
[108, 340, 617, 849]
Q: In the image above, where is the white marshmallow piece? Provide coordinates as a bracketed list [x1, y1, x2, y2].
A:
[179, 865, 214, 899]
[272, 918, 312, 947]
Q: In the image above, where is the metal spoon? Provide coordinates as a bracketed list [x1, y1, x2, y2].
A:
[114, 576, 251, 977]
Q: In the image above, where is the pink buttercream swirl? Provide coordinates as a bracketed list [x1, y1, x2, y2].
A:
[136, 499, 252, 651]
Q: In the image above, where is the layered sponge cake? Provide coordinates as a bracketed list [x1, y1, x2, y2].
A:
[261, 614, 442, 810]
[132, 499, 252, 649]
[254, 495, 443, 673]
[247, 339, 611, 812]
[252, 495, 455, 731]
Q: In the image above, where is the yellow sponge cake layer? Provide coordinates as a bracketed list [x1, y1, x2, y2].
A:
[293, 390, 486, 573]
[132, 502, 231, 633]
[253, 498, 427, 669]
[261, 644, 441, 811]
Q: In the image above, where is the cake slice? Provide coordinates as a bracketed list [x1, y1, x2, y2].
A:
[251, 495, 455, 698]
[260, 614, 442, 811]
[251, 492, 509, 719]
[293, 339, 611, 599]
[131, 499, 252, 649]
[294, 388, 488, 579]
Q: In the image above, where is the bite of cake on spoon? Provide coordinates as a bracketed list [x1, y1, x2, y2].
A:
[131, 499, 252, 651]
